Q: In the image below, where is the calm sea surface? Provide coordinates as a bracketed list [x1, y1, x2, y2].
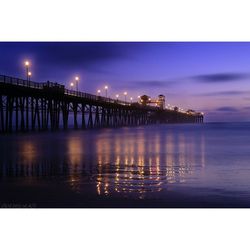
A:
[1, 122, 250, 208]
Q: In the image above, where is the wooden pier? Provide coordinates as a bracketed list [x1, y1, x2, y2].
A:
[0, 75, 203, 133]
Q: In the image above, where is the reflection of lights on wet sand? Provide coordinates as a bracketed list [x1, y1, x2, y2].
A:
[104, 183, 109, 195]
[97, 182, 101, 195]
[67, 137, 84, 193]
[138, 156, 145, 167]
[154, 134, 160, 154]
[94, 129, 204, 198]
[124, 157, 129, 165]
[129, 156, 135, 165]
[115, 173, 120, 182]
[115, 156, 121, 166]
[96, 136, 111, 164]
[69, 175, 81, 193]
[68, 137, 82, 166]
[104, 142, 111, 164]
[20, 141, 37, 164]
[96, 169, 102, 195]
[149, 157, 152, 168]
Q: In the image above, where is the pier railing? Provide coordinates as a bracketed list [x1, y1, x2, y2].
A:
[0, 74, 42, 89]
[0, 74, 142, 107]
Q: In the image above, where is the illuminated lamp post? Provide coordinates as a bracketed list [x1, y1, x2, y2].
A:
[104, 85, 108, 98]
[75, 76, 79, 91]
[28, 72, 32, 86]
[124, 92, 127, 102]
[24, 61, 30, 83]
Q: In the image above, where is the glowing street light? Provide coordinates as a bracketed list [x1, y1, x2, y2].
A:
[124, 92, 127, 102]
[24, 60, 30, 82]
[70, 82, 74, 90]
[104, 85, 108, 98]
[97, 89, 101, 96]
[116, 94, 119, 100]
[130, 97, 133, 103]
[75, 76, 79, 91]
[137, 96, 141, 103]
[28, 72, 32, 82]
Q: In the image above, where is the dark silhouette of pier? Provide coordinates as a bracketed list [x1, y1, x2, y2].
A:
[0, 75, 203, 133]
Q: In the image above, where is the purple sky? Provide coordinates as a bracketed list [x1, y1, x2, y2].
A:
[1, 42, 250, 122]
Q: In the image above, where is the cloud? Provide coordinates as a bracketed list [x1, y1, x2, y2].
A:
[127, 80, 175, 89]
[0, 42, 140, 73]
[33, 42, 131, 67]
[216, 106, 238, 112]
[198, 90, 248, 96]
[117, 79, 176, 90]
[192, 73, 249, 83]
[203, 106, 250, 116]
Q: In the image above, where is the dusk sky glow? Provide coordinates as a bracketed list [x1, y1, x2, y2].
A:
[1, 42, 250, 122]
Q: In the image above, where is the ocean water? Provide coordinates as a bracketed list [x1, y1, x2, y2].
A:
[1, 122, 250, 208]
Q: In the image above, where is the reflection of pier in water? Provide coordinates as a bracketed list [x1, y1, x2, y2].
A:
[0, 128, 205, 198]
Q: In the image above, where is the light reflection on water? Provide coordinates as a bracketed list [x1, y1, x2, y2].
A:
[0, 125, 206, 200]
